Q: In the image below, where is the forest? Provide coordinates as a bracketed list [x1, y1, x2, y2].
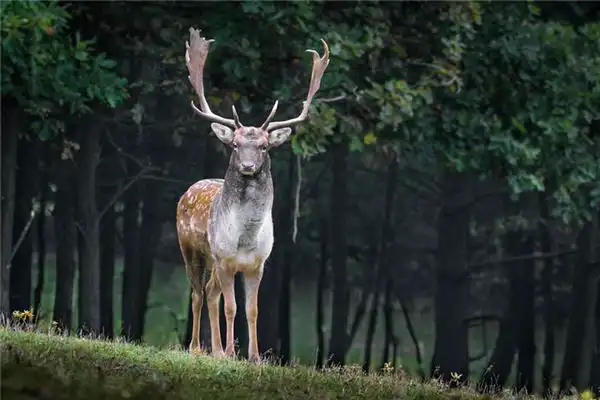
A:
[1, 0, 599, 397]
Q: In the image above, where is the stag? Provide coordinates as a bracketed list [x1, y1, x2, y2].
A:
[176, 27, 329, 363]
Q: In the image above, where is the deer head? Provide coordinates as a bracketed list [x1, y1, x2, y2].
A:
[185, 27, 330, 176]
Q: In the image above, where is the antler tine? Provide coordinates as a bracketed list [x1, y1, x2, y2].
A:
[186, 27, 239, 129]
[266, 39, 330, 132]
[231, 105, 243, 129]
[260, 100, 279, 130]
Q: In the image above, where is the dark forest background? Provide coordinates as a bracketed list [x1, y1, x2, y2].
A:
[1, 0, 599, 396]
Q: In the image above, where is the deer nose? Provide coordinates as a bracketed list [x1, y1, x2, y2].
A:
[240, 162, 256, 173]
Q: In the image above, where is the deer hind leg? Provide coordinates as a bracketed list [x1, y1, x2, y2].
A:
[216, 265, 237, 357]
[205, 270, 225, 357]
[187, 256, 209, 355]
[244, 268, 264, 364]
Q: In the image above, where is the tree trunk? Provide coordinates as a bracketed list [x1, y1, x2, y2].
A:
[315, 216, 328, 369]
[516, 234, 536, 394]
[479, 230, 522, 391]
[431, 171, 470, 383]
[10, 136, 38, 313]
[132, 183, 163, 341]
[120, 129, 141, 340]
[577, 211, 598, 390]
[560, 215, 599, 392]
[1, 100, 19, 320]
[327, 140, 349, 366]
[397, 292, 426, 379]
[278, 150, 296, 365]
[380, 277, 399, 370]
[257, 254, 281, 359]
[53, 158, 77, 332]
[33, 176, 47, 318]
[591, 279, 600, 395]
[97, 138, 119, 338]
[538, 191, 556, 396]
[76, 127, 102, 334]
[99, 200, 116, 338]
[363, 157, 398, 373]
[277, 236, 292, 364]
[363, 280, 381, 373]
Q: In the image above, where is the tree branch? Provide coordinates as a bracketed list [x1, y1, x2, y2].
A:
[468, 249, 578, 272]
[97, 165, 159, 221]
[292, 154, 302, 244]
[9, 203, 39, 264]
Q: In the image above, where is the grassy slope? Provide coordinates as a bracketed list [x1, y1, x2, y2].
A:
[0, 328, 532, 400]
[34, 253, 569, 381]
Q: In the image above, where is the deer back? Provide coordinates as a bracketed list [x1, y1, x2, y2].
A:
[176, 178, 224, 257]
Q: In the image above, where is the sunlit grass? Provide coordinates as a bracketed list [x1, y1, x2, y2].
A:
[33, 252, 568, 389]
[1, 327, 544, 400]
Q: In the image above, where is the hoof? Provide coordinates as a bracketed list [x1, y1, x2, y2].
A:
[248, 355, 262, 365]
[212, 349, 226, 358]
[190, 347, 204, 356]
[224, 347, 236, 358]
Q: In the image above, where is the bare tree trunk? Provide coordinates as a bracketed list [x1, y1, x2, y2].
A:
[363, 157, 398, 372]
[516, 234, 536, 394]
[315, 216, 328, 369]
[1, 100, 19, 320]
[99, 201, 116, 338]
[591, 280, 600, 395]
[577, 212, 598, 390]
[120, 129, 141, 340]
[53, 158, 77, 332]
[363, 279, 382, 373]
[278, 238, 292, 364]
[479, 230, 521, 391]
[397, 293, 426, 379]
[257, 244, 282, 358]
[380, 277, 399, 370]
[10, 136, 38, 313]
[560, 215, 599, 392]
[33, 176, 47, 318]
[278, 150, 296, 365]
[132, 184, 163, 341]
[76, 127, 102, 334]
[539, 192, 556, 396]
[97, 138, 118, 339]
[327, 140, 349, 366]
[431, 171, 470, 384]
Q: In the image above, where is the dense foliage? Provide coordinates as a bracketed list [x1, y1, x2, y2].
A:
[1, 0, 599, 396]
[1, 1, 128, 139]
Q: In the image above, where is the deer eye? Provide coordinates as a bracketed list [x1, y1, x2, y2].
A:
[260, 145, 268, 152]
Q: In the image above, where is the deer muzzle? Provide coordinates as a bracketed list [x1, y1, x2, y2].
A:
[239, 162, 257, 175]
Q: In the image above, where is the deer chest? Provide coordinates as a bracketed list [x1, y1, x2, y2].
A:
[208, 203, 274, 264]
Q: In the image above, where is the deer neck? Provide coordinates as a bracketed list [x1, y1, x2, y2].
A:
[218, 155, 273, 214]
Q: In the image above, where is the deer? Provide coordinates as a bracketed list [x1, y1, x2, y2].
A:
[176, 27, 330, 363]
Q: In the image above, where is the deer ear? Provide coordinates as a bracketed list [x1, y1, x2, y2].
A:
[267, 127, 292, 147]
[210, 123, 235, 144]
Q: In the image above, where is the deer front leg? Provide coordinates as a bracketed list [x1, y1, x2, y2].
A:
[216, 267, 237, 357]
[205, 274, 224, 357]
[244, 268, 264, 364]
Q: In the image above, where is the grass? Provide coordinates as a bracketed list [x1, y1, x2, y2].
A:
[34, 252, 568, 385]
[1, 326, 546, 400]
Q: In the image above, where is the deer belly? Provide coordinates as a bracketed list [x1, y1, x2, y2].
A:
[209, 208, 274, 265]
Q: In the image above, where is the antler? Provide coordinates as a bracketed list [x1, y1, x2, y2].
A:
[262, 39, 330, 132]
[186, 27, 242, 129]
